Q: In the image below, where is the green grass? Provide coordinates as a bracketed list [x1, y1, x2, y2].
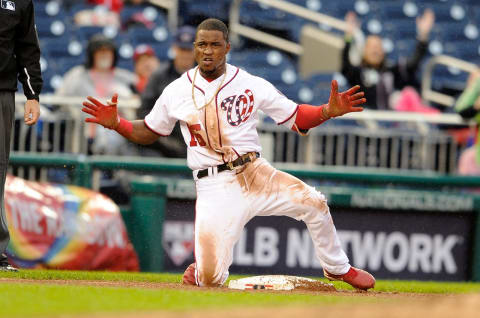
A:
[1, 270, 479, 317]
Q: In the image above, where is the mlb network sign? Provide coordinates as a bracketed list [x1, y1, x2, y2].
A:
[229, 208, 473, 281]
[231, 227, 465, 280]
[162, 201, 474, 281]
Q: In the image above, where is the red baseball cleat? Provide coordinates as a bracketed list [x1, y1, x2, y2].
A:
[182, 263, 197, 285]
[323, 266, 375, 290]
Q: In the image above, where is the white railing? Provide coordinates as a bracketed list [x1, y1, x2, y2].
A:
[12, 94, 470, 174]
[148, 0, 179, 31]
[421, 54, 478, 107]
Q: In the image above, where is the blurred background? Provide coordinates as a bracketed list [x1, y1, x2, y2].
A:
[6, 0, 480, 282]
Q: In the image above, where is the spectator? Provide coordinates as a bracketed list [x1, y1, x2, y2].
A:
[455, 69, 480, 175]
[138, 25, 196, 118]
[134, 26, 196, 158]
[74, 1, 122, 27]
[87, 0, 123, 12]
[56, 34, 136, 155]
[132, 44, 159, 94]
[341, 10, 435, 110]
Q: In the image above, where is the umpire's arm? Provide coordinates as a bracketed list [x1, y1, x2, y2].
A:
[15, 0, 43, 102]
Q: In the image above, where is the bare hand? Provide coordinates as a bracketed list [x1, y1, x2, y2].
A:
[417, 8, 435, 41]
[24, 99, 40, 125]
[467, 69, 480, 87]
[325, 80, 366, 118]
[345, 11, 359, 36]
[82, 94, 120, 129]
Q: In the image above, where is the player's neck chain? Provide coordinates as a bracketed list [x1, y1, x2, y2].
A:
[191, 67, 227, 110]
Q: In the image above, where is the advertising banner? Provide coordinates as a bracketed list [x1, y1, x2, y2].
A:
[161, 184, 476, 281]
[4, 175, 139, 271]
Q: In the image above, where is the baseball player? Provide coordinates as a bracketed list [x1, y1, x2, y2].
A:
[82, 18, 375, 290]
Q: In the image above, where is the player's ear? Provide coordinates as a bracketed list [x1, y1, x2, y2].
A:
[225, 42, 231, 54]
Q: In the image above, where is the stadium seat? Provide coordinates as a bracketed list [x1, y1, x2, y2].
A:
[437, 21, 470, 42]
[41, 37, 84, 60]
[228, 49, 296, 75]
[56, 56, 84, 76]
[36, 19, 68, 39]
[376, 2, 409, 20]
[34, 0, 67, 20]
[127, 26, 171, 46]
[383, 19, 417, 40]
[121, 5, 167, 28]
[73, 25, 109, 42]
[67, 2, 96, 16]
[446, 41, 479, 60]
[149, 41, 173, 61]
[182, 0, 230, 21]
[239, 0, 303, 40]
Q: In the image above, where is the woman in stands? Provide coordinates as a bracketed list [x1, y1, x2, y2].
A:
[55, 34, 136, 155]
[341, 9, 435, 111]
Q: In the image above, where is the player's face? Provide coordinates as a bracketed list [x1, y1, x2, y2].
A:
[363, 35, 385, 68]
[194, 30, 230, 79]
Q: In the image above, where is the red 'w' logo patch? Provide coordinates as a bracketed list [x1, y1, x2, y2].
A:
[221, 89, 254, 126]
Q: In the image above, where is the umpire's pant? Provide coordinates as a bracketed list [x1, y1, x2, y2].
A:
[0, 91, 14, 254]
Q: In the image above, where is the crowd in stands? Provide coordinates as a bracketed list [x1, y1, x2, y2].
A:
[25, 0, 480, 173]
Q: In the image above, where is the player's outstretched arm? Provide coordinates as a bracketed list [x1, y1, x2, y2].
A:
[82, 94, 160, 145]
[293, 80, 366, 133]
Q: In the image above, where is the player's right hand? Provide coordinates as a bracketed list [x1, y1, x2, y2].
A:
[325, 80, 365, 118]
[82, 94, 120, 130]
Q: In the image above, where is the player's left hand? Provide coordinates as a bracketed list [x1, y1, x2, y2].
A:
[24, 99, 40, 125]
[325, 80, 366, 118]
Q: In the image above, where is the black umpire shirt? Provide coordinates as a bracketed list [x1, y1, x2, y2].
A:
[0, 0, 42, 100]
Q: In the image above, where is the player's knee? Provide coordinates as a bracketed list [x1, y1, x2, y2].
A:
[304, 186, 329, 214]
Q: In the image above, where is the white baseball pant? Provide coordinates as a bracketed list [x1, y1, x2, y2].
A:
[192, 157, 350, 286]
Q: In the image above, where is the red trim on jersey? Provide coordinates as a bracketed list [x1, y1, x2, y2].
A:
[278, 104, 299, 125]
[187, 69, 205, 95]
[218, 67, 240, 93]
[143, 119, 169, 136]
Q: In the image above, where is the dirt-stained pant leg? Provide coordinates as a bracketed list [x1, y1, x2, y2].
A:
[237, 158, 350, 275]
[194, 171, 249, 286]
[0, 92, 15, 254]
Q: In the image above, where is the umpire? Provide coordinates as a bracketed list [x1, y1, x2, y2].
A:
[0, 0, 42, 271]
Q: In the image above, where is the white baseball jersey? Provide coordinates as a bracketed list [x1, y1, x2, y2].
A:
[144, 63, 299, 170]
[145, 63, 351, 287]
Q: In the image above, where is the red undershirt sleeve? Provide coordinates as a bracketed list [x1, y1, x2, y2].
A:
[292, 104, 330, 135]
